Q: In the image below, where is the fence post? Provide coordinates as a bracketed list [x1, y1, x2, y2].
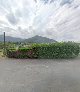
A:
[3, 32, 6, 56]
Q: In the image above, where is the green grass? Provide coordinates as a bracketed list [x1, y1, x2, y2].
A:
[0, 52, 3, 57]
[0, 49, 4, 57]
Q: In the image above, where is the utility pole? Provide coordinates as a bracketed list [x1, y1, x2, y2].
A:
[3, 32, 6, 55]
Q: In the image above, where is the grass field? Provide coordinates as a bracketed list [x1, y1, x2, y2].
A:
[0, 49, 4, 57]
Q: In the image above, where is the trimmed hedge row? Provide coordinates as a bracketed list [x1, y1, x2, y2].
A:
[33, 42, 80, 59]
[6, 47, 35, 58]
[6, 42, 80, 59]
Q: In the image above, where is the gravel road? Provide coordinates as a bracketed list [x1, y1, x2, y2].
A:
[0, 57, 80, 92]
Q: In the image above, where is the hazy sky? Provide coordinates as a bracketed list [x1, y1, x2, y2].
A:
[0, 0, 80, 41]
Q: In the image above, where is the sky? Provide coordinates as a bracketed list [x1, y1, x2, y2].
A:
[0, 0, 80, 41]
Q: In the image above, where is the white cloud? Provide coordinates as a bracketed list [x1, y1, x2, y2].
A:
[45, 1, 80, 41]
[0, 0, 80, 42]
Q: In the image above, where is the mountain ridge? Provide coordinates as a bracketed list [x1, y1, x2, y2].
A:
[0, 35, 23, 42]
[23, 35, 57, 43]
[0, 35, 57, 43]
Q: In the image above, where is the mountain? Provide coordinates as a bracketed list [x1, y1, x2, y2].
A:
[0, 35, 24, 42]
[23, 35, 57, 43]
[0, 35, 57, 43]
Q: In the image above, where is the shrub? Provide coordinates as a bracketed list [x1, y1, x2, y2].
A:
[31, 42, 80, 59]
[6, 42, 80, 59]
[6, 49, 16, 58]
[6, 47, 37, 59]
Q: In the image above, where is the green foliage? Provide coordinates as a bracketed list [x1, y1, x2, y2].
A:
[18, 47, 33, 51]
[6, 47, 36, 59]
[31, 42, 80, 59]
[6, 42, 80, 59]
[0, 42, 17, 49]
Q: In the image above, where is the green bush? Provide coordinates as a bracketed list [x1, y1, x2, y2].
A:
[31, 42, 80, 59]
[6, 47, 37, 59]
[6, 42, 80, 59]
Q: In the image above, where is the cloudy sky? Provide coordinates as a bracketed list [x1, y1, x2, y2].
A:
[0, 0, 80, 41]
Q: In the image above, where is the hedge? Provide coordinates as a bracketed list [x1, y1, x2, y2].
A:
[6, 47, 37, 58]
[6, 42, 80, 59]
[32, 42, 80, 59]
